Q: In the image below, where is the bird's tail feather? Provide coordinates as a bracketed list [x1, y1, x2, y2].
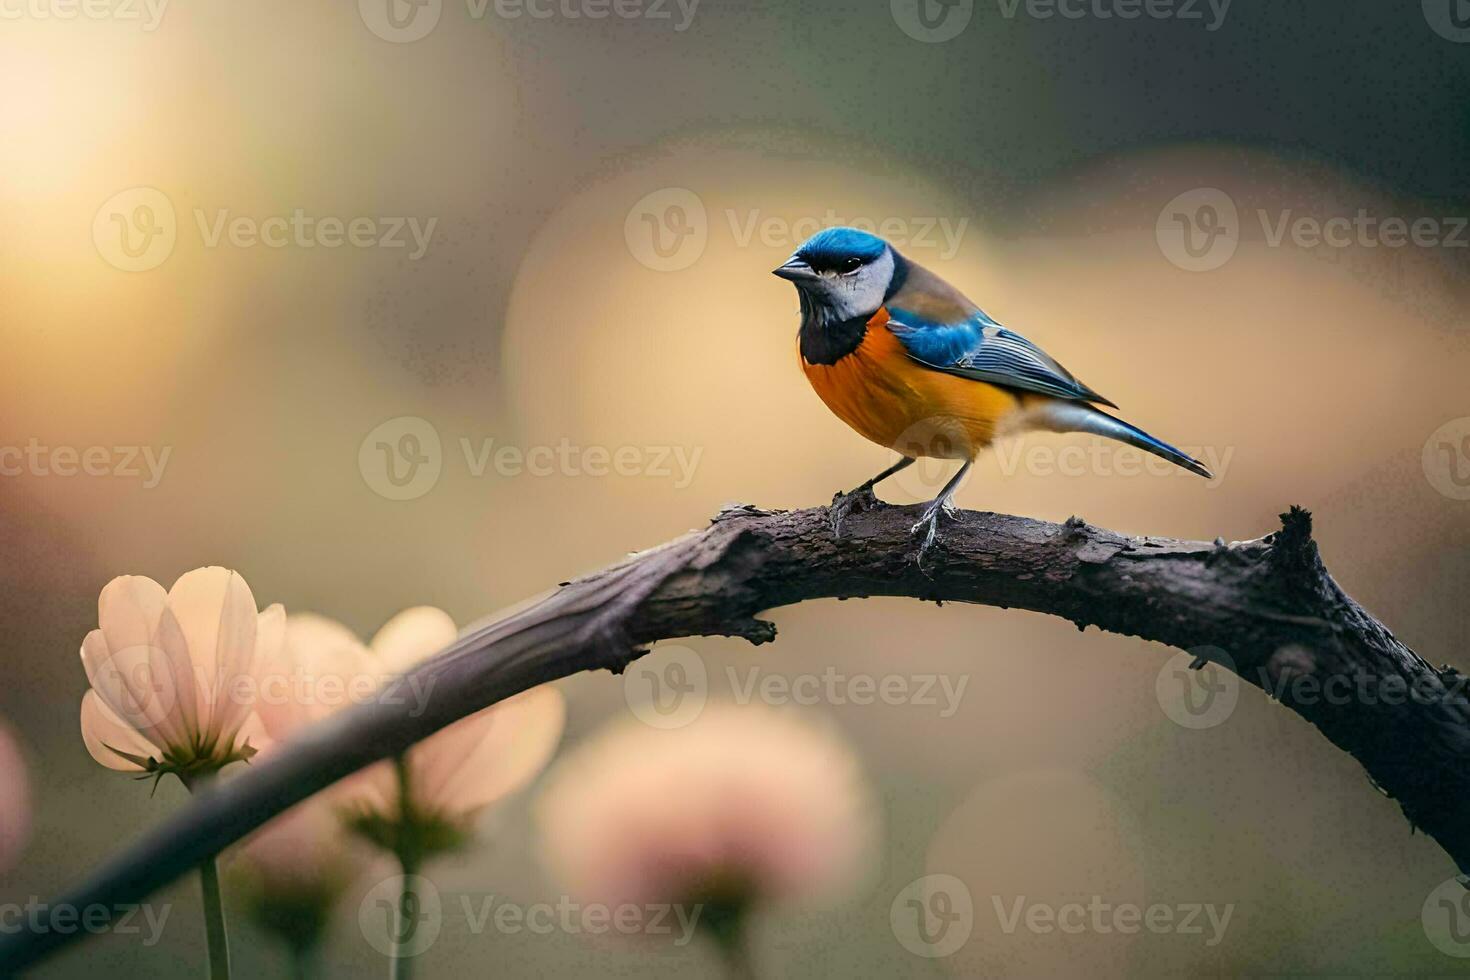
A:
[1024, 400, 1213, 479]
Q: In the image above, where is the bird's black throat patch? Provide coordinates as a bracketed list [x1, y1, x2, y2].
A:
[794, 251, 907, 366]
[798, 294, 870, 366]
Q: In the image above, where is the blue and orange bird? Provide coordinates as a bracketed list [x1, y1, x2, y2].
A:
[774, 227, 1211, 564]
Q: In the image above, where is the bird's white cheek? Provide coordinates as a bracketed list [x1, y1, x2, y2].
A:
[839, 275, 885, 320]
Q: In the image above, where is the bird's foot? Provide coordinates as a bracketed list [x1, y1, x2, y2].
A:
[910, 499, 962, 572]
[830, 485, 880, 538]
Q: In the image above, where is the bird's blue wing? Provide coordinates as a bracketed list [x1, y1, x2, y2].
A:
[886, 307, 1118, 408]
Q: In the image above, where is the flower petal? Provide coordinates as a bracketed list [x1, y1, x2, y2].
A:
[152, 605, 200, 746]
[80, 690, 159, 771]
[411, 683, 565, 819]
[80, 628, 184, 750]
[0, 723, 30, 871]
[167, 567, 258, 735]
[256, 613, 374, 741]
[216, 603, 284, 743]
[238, 795, 355, 892]
[97, 575, 167, 658]
[330, 759, 398, 817]
[242, 600, 282, 690]
[369, 606, 457, 675]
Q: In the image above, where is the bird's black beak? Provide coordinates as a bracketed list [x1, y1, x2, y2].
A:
[772, 256, 818, 282]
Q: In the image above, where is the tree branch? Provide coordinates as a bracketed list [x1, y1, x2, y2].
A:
[5, 499, 1468, 969]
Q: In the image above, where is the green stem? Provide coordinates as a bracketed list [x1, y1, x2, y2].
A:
[198, 854, 231, 980]
[701, 904, 756, 980]
[390, 754, 420, 980]
[290, 942, 320, 980]
[182, 771, 232, 980]
[715, 930, 756, 980]
[390, 854, 419, 980]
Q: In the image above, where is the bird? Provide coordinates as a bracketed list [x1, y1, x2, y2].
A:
[773, 226, 1211, 566]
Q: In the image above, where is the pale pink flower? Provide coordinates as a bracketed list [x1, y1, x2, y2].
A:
[0, 722, 31, 872]
[78, 567, 282, 780]
[536, 703, 878, 913]
[255, 612, 380, 740]
[234, 796, 356, 899]
[230, 795, 360, 961]
[265, 607, 566, 831]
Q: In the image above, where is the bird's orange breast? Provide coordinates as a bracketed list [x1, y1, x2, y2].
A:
[800, 307, 1022, 460]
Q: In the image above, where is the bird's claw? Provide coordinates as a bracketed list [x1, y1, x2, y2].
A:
[829, 485, 879, 538]
[910, 500, 961, 572]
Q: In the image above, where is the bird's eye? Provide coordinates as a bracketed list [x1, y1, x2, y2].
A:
[839, 257, 863, 274]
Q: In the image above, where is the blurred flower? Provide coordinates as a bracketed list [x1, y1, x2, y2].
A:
[263, 606, 566, 859]
[255, 612, 381, 739]
[536, 703, 877, 968]
[0, 722, 31, 872]
[78, 567, 282, 784]
[230, 797, 357, 974]
[257, 605, 564, 976]
[234, 615, 385, 977]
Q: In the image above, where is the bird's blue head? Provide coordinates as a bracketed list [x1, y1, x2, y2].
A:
[772, 227, 899, 322]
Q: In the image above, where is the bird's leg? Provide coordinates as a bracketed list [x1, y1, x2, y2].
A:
[911, 461, 972, 570]
[830, 456, 914, 537]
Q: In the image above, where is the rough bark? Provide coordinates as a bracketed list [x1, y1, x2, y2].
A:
[4, 497, 1466, 969]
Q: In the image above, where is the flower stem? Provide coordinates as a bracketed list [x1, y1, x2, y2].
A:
[715, 930, 756, 980]
[182, 771, 232, 980]
[290, 944, 320, 980]
[700, 903, 756, 980]
[390, 754, 421, 980]
[198, 854, 232, 980]
[390, 853, 419, 980]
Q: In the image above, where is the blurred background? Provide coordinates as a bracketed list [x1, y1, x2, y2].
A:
[3, 0, 1469, 975]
